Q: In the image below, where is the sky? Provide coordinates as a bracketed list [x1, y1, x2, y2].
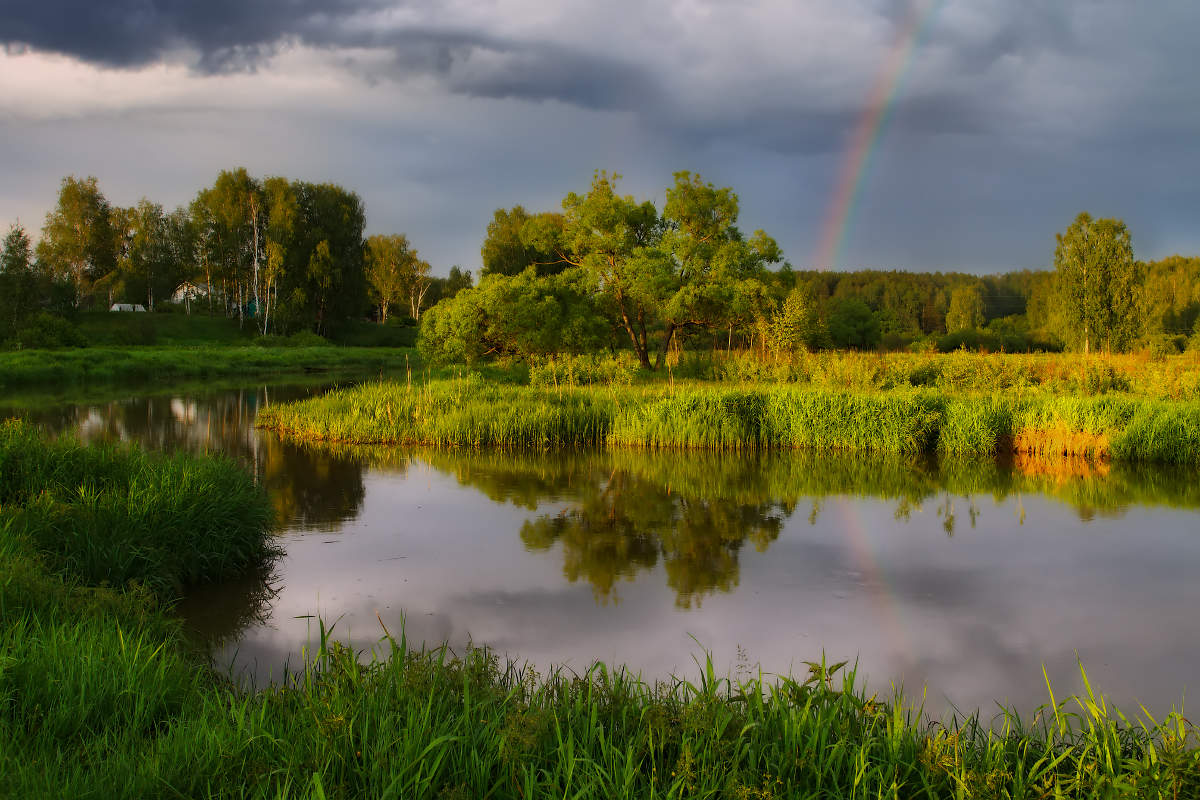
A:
[2, 0, 1199, 276]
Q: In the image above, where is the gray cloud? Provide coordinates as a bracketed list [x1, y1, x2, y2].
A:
[2, 0, 383, 70]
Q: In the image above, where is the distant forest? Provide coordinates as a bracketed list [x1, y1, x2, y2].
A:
[1, 169, 1197, 358]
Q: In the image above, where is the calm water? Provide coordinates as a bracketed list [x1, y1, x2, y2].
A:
[6, 382, 1200, 718]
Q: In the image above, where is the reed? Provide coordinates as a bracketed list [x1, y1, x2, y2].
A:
[259, 377, 1200, 464]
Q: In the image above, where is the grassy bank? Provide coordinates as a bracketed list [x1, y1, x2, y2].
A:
[3, 422, 1198, 797]
[679, 350, 1200, 401]
[0, 345, 420, 389]
[257, 378, 1200, 464]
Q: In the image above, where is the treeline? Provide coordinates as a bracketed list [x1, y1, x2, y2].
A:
[424, 176, 1200, 366]
[0, 171, 471, 346]
[3, 169, 1198, 358]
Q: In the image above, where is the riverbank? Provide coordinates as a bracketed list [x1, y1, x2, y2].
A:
[256, 377, 1200, 464]
[0, 345, 420, 388]
[2, 420, 1197, 797]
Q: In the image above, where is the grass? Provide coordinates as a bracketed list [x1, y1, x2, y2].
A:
[2, 421, 1199, 797]
[698, 349, 1200, 401]
[73, 310, 254, 346]
[0, 345, 420, 389]
[0, 419, 277, 595]
[257, 376, 1200, 464]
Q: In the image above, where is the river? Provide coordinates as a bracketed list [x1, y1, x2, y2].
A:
[7, 379, 1200, 720]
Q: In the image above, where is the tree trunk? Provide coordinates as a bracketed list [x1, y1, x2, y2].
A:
[654, 324, 676, 371]
[614, 295, 651, 369]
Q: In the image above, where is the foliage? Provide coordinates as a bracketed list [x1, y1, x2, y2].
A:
[0, 223, 41, 340]
[9, 312, 88, 349]
[1054, 211, 1142, 353]
[826, 298, 881, 349]
[481, 206, 565, 277]
[945, 284, 985, 331]
[764, 287, 821, 354]
[365, 233, 432, 323]
[36, 175, 117, 307]
[419, 267, 610, 364]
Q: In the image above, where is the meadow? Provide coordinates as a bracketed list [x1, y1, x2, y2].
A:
[257, 352, 1200, 465]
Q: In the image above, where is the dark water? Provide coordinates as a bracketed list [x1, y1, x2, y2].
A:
[6, 382, 1200, 719]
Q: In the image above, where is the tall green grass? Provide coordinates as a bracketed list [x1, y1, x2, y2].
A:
[0, 419, 276, 594]
[258, 377, 1200, 464]
[7, 624, 1196, 798]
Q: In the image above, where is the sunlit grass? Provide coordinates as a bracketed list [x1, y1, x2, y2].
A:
[257, 375, 1200, 464]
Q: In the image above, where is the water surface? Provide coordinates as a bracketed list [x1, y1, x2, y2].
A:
[6, 382, 1200, 719]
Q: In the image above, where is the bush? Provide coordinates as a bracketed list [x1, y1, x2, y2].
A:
[10, 313, 87, 349]
[1143, 333, 1185, 360]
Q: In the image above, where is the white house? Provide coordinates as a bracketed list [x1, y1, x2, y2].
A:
[171, 282, 208, 304]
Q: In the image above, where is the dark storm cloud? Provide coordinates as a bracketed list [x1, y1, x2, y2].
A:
[1, 0, 384, 70]
[3, 0, 658, 111]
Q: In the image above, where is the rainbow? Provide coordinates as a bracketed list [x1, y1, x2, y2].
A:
[811, 0, 944, 271]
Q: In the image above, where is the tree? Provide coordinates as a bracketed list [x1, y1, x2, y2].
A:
[827, 299, 881, 349]
[273, 181, 367, 336]
[524, 171, 663, 369]
[657, 171, 782, 366]
[1, 223, 32, 275]
[767, 287, 820, 355]
[37, 176, 116, 306]
[365, 234, 416, 324]
[260, 177, 298, 334]
[424, 265, 474, 309]
[945, 285, 985, 332]
[111, 199, 172, 309]
[1054, 212, 1141, 353]
[0, 223, 37, 336]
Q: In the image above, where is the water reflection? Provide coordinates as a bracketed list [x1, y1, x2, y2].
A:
[6, 383, 1200, 717]
[3, 385, 373, 532]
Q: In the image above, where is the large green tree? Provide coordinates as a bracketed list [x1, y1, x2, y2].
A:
[1053, 212, 1141, 353]
[523, 171, 661, 368]
[656, 171, 781, 365]
[480, 206, 566, 277]
[37, 176, 117, 307]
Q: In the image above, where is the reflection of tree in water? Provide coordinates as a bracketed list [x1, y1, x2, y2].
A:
[432, 453, 793, 608]
[258, 437, 368, 531]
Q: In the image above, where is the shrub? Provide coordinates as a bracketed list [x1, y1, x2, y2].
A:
[11, 313, 87, 349]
